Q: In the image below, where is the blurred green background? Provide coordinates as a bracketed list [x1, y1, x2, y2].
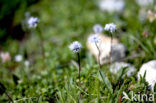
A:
[0, 0, 156, 102]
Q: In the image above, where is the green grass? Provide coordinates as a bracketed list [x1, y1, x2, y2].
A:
[0, 0, 156, 102]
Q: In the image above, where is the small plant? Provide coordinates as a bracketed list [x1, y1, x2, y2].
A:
[88, 34, 105, 79]
[88, 34, 113, 94]
[104, 23, 116, 64]
[88, 34, 101, 67]
[69, 41, 82, 83]
[27, 16, 45, 59]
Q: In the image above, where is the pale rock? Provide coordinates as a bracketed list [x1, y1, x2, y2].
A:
[87, 34, 126, 64]
[111, 43, 126, 62]
[138, 60, 156, 90]
[110, 62, 136, 77]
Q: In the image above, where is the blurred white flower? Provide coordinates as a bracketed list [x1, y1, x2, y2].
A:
[136, 0, 153, 6]
[24, 60, 30, 67]
[93, 24, 103, 34]
[138, 9, 147, 22]
[88, 34, 100, 43]
[0, 52, 11, 63]
[138, 60, 156, 90]
[104, 23, 116, 33]
[147, 10, 156, 23]
[27, 17, 39, 28]
[99, 0, 125, 12]
[69, 41, 82, 53]
[15, 55, 23, 62]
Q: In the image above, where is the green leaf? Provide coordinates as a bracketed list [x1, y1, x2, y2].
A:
[116, 67, 128, 84]
[154, 84, 156, 93]
[12, 74, 19, 85]
[98, 70, 113, 93]
[130, 35, 150, 54]
[115, 80, 126, 103]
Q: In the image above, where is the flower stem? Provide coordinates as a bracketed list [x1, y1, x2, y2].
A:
[36, 27, 46, 69]
[77, 53, 81, 84]
[109, 32, 113, 66]
[95, 43, 101, 69]
[37, 27, 45, 59]
[5, 92, 14, 103]
[95, 43, 105, 85]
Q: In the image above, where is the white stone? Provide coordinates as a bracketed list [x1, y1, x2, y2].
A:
[87, 34, 126, 64]
[110, 62, 136, 77]
[138, 60, 156, 90]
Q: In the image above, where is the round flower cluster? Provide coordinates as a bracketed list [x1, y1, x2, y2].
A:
[27, 17, 40, 28]
[104, 23, 116, 33]
[69, 41, 82, 53]
[93, 24, 103, 34]
[88, 34, 100, 43]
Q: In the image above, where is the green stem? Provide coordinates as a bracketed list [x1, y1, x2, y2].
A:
[37, 27, 45, 59]
[95, 42, 102, 69]
[110, 32, 113, 66]
[5, 92, 14, 103]
[77, 53, 82, 102]
[77, 53, 81, 84]
[95, 42, 105, 84]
